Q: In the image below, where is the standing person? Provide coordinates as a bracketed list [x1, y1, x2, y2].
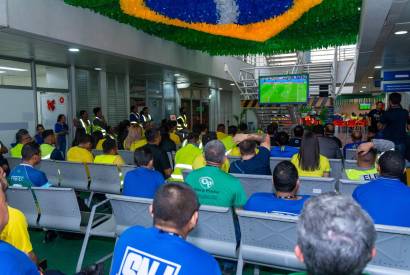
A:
[77, 110, 92, 135]
[140, 107, 152, 124]
[129, 105, 140, 124]
[92, 107, 107, 135]
[380, 92, 410, 156]
[34, 124, 45, 145]
[54, 114, 68, 158]
[177, 107, 189, 133]
[368, 101, 385, 134]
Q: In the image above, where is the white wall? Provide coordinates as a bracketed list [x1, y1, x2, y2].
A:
[0, 88, 36, 147]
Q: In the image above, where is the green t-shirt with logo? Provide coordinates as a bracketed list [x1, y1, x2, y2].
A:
[186, 166, 247, 207]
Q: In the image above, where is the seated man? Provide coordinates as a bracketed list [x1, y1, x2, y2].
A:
[186, 140, 247, 207]
[40, 130, 64, 160]
[344, 130, 364, 158]
[353, 150, 410, 227]
[244, 161, 309, 215]
[270, 131, 299, 158]
[0, 168, 39, 274]
[67, 134, 94, 163]
[10, 129, 32, 158]
[94, 138, 125, 166]
[293, 193, 376, 275]
[170, 133, 202, 182]
[9, 142, 50, 188]
[123, 147, 165, 198]
[344, 148, 378, 181]
[216, 123, 227, 140]
[192, 133, 230, 173]
[0, 141, 10, 176]
[324, 123, 343, 148]
[289, 125, 304, 148]
[221, 125, 238, 153]
[312, 125, 342, 159]
[144, 128, 172, 179]
[111, 183, 221, 275]
[229, 133, 271, 175]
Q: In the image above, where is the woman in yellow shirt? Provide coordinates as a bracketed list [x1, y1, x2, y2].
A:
[291, 131, 330, 177]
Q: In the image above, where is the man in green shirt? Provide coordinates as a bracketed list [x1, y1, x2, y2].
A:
[292, 193, 376, 275]
[186, 140, 247, 208]
[10, 129, 32, 158]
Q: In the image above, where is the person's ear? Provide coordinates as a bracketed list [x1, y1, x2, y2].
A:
[376, 163, 380, 173]
[149, 204, 154, 218]
[294, 245, 304, 263]
[371, 247, 377, 259]
[189, 211, 199, 229]
[294, 180, 300, 194]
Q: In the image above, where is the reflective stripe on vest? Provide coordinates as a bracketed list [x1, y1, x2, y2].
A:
[80, 119, 92, 134]
[175, 164, 193, 170]
[170, 174, 184, 180]
[177, 115, 188, 130]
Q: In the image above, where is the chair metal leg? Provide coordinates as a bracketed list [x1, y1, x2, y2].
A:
[236, 248, 244, 275]
[253, 265, 260, 275]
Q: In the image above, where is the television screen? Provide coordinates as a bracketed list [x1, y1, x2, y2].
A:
[259, 74, 309, 105]
[359, 103, 371, 110]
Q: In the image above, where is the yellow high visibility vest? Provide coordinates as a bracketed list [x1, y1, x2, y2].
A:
[170, 144, 202, 182]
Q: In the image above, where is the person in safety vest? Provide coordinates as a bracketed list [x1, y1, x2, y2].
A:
[344, 148, 379, 181]
[10, 129, 33, 158]
[40, 130, 64, 160]
[170, 132, 202, 182]
[221, 125, 238, 155]
[92, 107, 107, 136]
[216, 124, 227, 141]
[129, 105, 140, 124]
[94, 138, 125, 166]
[177, 107, 189, 132]
[78, 110, 92, 134]
[140, 107, 152, 124]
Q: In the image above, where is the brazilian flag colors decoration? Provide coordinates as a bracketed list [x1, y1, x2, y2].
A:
[64, 0, 362, 55]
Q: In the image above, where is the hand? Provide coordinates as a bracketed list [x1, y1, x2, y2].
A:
[357, 142, 374, 156]
[233, 134, 249, 144]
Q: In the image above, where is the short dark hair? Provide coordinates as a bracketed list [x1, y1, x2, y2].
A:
[179, 107, 185, 113]
[217, 124, 225, 132]
[324, 123, 335, 134]
[42, 129, 54, 140]
[293, 125, 304, 137]
[378, 150, 405, 178]
[298, 131, 320, 171]
[239, 122, 248, 132]
[351, 130, 362, 142]
[312, 125, 324, 136]
[102, 138, 117, 154]
[187, 132, 199, 143]
[298, 193, 376, 275]
[153, 183, 199, 229]
[78, 134, 93, 145]
[276, 131, 289, 146]
[22, 142, 40, 161]
[238, 140, 257, 156]
[273, 161, 298, 192]
[145, 128, 160, 143]
[91, 131, 103, 148]
[358, 148, 377, 164]
[130, 106, 136, 112]
[134, 146, 154, 166]
[389, 92, 401, 105]
[266, 123, 278, 135]
[16, 129, 29, 143]
[79, 110, 87, 117]
[57, 114, 65, 122]
[93, 107, 101, 116]
[227, 125, 238, 136]
[36, 124, 44, 131]
[202, 132, 217, 147]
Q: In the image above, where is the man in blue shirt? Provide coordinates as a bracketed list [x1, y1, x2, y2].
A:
[9, 142, 50, 188]
[353, 150, 410, 227]
[270, 131, 299, 158]
[244, 161, 309, 215]
[229, 133, 271, 175]
[123, 147, 165, 198]
[288, 125, 304, 148]
[111, 183, 221, 275]
[343, 130, 364, 158]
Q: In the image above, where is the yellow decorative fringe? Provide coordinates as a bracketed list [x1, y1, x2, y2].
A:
[120, 0, 323, 42]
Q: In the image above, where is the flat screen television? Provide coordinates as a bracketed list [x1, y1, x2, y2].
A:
[259, 74, 309, 105]
[359, 103, 371, 110]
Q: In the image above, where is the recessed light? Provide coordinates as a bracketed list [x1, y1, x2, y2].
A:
[368, 76, 374, 79]
[230, 83, 235, 86]
[219, 88, 223, 90]
[174, 73, 180, 77]
[394, 30, 408, 35]
[362, 86, 367, 89]
[94, 67, 102, 71]
[374, 65, 382, 69]
[68, 48, 80, 52]
[0, 71, 5, 74]
[0, 66, 27, 72]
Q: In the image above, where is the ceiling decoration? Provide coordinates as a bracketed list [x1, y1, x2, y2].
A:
[64, 0, 362, 55]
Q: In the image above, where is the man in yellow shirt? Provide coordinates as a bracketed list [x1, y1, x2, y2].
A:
[10, 129, 33, 158]
[216, 124, 227, 140]
[67, 134, 94, 163]
[221, 125, 238, 154]
[94, 139, 125, 166]
[168, 121, 181, 146]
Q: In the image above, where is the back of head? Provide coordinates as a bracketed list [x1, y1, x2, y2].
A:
[145, 128, 160, 143]
[79, 110, 87, 117]
[93, 107, 101, 116]
[299, 131, 320, 171]
[273, 161, 298, 192]
[159, 125, 170, 139]
[324, 123, 335, 135]
[91, 131, 104, 147]
[102, 138, 117, 154]
[312, 125, 324, 136]
[227, 125, 238, 136]
[351, 130, 363, 142]
[204, 140, 226, 165]
[22, 142, 40, 161]
[42, 129, 54, 141]
[78, 134, 93, 146]
[238, 140, 257, 156]
[16, 129, 29, 143]
[276, 131, 289, 146]
[298, 193, 376, 275]
[239, 123, 248, 133]
[293, 125, 304, 138]
[153, 183, 199, 230]
[378, 150, 405, 178]
[134, 146, 153, 167]
[389, 92, 401, 105]
[357, 148, 377, 166]
[202, 132, 217, 147]
[217, 124, 225, 132]
[187, 132, 199, 144]
[267, 122, 279, 135]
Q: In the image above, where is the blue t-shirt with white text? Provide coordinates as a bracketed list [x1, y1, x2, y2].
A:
[123, 167, 165, 198]
[0, 241, 39, 275]
[111, 226, 221, 275]
[244, 193, 310, 215]
[353, 177, 410, 227]
[9, 164, 49, 187]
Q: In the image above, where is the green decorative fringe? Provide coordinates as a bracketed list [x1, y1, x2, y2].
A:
[64, 0, 362, 56]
